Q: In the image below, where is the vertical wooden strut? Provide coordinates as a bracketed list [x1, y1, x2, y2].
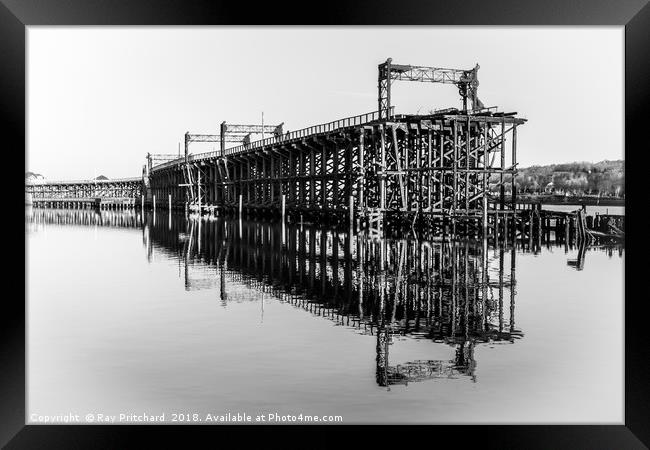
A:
[391, 124, 407, 211]
[349, 195, 354, 229]
[379, 124, 387, 212]
[512, 124, 518, 213]
[452, 120, 458, 217]
[500, 116, 506, 210]
[197, 169, 202, 214]
[483, 118, 489, 237]
[358, 128, 365, 210]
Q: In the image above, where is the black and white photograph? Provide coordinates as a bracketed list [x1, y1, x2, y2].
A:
[4, 1, 648, 445]
[23, 25, 626, 424]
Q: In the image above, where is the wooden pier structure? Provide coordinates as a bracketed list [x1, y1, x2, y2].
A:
[25, 177, 142, 210]
[144, 58, 525, 236]
[25, 58, 625, 242]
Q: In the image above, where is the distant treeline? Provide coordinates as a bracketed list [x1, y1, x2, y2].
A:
[489, 160, 624, 196]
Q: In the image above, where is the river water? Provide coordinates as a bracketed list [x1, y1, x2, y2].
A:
[26, 208, 624, 424]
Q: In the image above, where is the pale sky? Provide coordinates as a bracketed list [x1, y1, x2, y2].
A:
[27, 26, 623, 180]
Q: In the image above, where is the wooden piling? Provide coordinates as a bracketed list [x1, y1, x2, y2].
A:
[482, 195, 488, 237]
[565, 217, 570, 243]
[197, 170, 202, 215]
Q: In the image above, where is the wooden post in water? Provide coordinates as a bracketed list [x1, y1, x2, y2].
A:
[281, 194, 286, 221]
[564, 216, 571, 244]
[168, 194, 172, 229]
[536, 210, 542, 248]
[239, 194, 243, 218]
[197, 171, 201, 215]
[153, 195, 156, 214]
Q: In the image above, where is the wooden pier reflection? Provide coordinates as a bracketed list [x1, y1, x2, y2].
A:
[26, 208, 624, 387]
[27, 207, 144, 229]
[142, 212, 522, 387]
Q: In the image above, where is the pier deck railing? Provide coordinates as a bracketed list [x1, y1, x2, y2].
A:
[151, 108, 395, 172]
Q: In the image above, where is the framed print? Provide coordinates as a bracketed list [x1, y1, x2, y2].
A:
[3, 0, 648, 448]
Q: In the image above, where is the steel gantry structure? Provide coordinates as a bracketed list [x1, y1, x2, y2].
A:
[145, 58, 525, 235]
[378, 57, 484, 119]
[185, 122, 285, 161]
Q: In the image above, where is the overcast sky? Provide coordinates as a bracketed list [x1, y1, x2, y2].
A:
[27, 27, 623, 180]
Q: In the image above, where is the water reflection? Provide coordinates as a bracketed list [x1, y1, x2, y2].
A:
[27, 207, 144, 230]
[143, 212, 521, 389]
[26, 208, 624, 390]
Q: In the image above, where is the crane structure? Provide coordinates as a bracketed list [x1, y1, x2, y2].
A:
[378, 57, 484, 120]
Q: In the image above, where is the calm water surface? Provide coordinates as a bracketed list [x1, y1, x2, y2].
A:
[26, 208, 624, 424]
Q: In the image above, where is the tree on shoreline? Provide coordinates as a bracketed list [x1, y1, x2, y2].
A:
[489, 160, 624, 196]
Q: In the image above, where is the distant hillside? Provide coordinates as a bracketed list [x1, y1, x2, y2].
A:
[94, 175, 109, 180]
[489, 160, 624, 196]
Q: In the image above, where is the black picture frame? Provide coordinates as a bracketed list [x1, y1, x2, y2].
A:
[4, 1, 647, 448]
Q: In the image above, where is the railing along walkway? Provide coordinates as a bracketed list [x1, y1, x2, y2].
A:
[152, 108, 395, 172]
